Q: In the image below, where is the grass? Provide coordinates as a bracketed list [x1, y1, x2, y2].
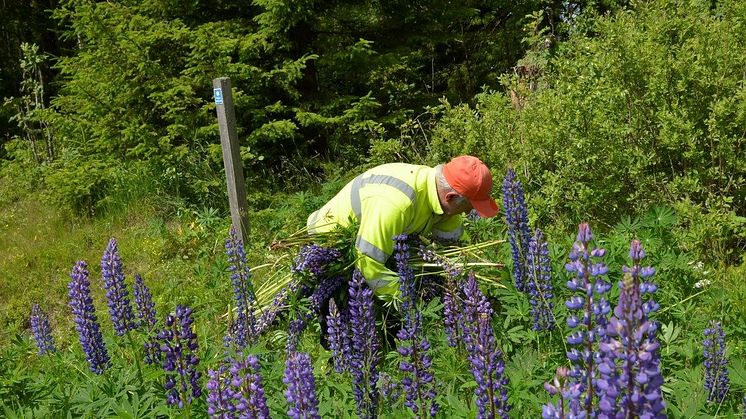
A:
[0, 191, 206, 349]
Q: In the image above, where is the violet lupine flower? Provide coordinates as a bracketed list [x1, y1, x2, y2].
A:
[158, 305, 202, 408]
[704, 320, 729, 403]
[286, 316, 308, 353]
[526, 229, 555, 331]
[225, 227, 257, 348]
[542, 367, 584, 419]
[207, 364, 236, 418]
[255, 281, 300, 336]
[349, 269, 379, 418]
[308, 276, 343, 315]
[461, 274, 510, 419]
[564, 223, 611, 414]
[207, 354, 271, 418]
[598, 239, 664, 416]
[418, 247, 463, 347]
[133, 274, 157, 330]
[596, 244, 666, 418]
[231, 354, 271, 418]
[30, 304, 56, 355]
[291, 244, 342, 278]
[100, 238, 137, 336]
[394, 235, 439, 417]
[327, 298, 351, 373]
[624, 240, 660, 315]
[133, 274, 160, 365]
[378, 372, 402, 405]
[283, 351, 321, 419]
[502, 167, 531, 291]
[69, 261, 110, 374]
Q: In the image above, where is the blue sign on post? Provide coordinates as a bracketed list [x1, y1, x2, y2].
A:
[214, 88, 224, 105]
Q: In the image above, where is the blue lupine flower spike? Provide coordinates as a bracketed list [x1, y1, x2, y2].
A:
[69, 260, 110, 374]
[349, 269, 380, 418]
[100, 238, 137, 336]
[704, 320, 730, 404]
[158, 305, 202, 408]
[502, 167, 531, 291]
[30, 304, 56, 355]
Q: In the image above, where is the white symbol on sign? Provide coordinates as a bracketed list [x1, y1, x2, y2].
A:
[214, 88, 224, 105]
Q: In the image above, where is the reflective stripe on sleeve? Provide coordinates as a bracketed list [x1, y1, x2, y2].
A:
[432, 225, 463, 241]
[350, 174, 417, 220]
[350, 174, 365, 219]
[355, 236, 388, 263]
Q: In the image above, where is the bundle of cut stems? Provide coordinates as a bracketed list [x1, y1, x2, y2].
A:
[252, 226, 505, 310]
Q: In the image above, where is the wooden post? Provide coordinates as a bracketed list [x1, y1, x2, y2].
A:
[213, 77, 250, 244]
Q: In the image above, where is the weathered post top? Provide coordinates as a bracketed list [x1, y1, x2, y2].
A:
[213, 77, 250, 245]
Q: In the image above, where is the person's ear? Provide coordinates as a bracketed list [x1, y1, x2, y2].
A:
[445, 191, 460, 202]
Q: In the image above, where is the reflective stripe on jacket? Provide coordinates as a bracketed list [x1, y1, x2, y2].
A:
[307, 163, 464, 298]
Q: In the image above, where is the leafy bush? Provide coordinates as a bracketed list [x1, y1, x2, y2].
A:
[426, 0, 746, 263]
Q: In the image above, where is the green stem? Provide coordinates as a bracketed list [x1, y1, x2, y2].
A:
[126, 330, 144, 385]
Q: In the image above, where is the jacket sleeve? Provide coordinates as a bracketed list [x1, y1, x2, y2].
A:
[355, 199, 408, 299]
[432, 214, 466, 242]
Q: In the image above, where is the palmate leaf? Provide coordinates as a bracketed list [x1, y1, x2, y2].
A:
[642, 205, 678, 230]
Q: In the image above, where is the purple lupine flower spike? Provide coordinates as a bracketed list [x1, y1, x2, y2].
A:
[527, 229, 555, 331]
[704, 321, 729, 403]
[419, 246, 463, 347]
[100, 238, 137, 336]
[231, 354, 271, 418]
[596, 255, 665, 416]
[207, 365, 235, 418]
[291, 244, 342, 278]
[502, 167, 531, 291]
[542, 367, 584, 419]
[349, 269, 379, 418]
[158, 305, 202, 407]
[286, 316, 308, 353]
[564, 223, 611, 415]
[283, 351, 321, 419]
[133, 274, 160, 365]
[461, 274, 510, 418]
[30, 304, 56, 355]
[308, 276, 343, 315]
[133, 274, 157, 329]
[394, 235, 439, 417]
[327, 298, 351, 373]
[225, 227, 258, 348]
[69, 260, 110, 374]
[255, 281, 301, 336]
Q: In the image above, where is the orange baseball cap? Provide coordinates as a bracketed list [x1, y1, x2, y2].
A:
[443, 155, 499, 218]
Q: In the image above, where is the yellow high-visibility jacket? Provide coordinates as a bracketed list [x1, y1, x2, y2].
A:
[307, 163, 464, 298]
